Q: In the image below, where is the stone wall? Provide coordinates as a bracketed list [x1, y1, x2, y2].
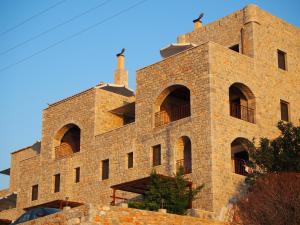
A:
[179, 8, 244, 50]
[1, 3, 299, 222]
[136, 43, 213, 211]
[14, 86, 136, 210]
[14, 88, 97, 209]
[21, 204, 228, 225]
[10, 146, 40, 193]
[208, 5, 300, 213]
[94, 88, 135, 135]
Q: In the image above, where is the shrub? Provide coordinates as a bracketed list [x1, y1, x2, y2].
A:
[234, 173, 300, 225]
[129, 168, 204, 215]
[246, 121, 300, 184]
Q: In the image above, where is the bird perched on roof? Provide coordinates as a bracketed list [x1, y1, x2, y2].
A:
[116, 48, 125, 57]
[193, 13, 204, 23]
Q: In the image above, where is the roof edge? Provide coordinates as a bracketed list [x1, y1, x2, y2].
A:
[46, 87, 95, 109]
[137, 41, 211, 72]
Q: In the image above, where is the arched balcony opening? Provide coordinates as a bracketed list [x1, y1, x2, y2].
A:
[231, 138, 251, 176]
[229, 83, 255, 123]
[175, 136, 192, 174]
[54, 124, 80, 159]
[155, 85, 191, 127]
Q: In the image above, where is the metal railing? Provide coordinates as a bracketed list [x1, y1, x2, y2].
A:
[230, 102, 255, 123]
[155, 104, 190, 127]
[55, 143, 74, 159]
[234, 158, 248, 176]
[176, 159, 192, 174]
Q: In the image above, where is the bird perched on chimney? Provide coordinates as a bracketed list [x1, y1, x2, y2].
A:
[193, 13, 204, 23]
[117, 48, 125, 57]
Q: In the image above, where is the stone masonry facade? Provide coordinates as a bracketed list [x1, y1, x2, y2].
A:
[0, 4, 299, 223]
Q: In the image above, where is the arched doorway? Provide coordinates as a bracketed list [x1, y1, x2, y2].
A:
[175, 136, 192, 174]
[229, 83, 255, 123]
[231, 137, 251, 176]
[154, 85, 191, 127]
[54, 124, 81, 159]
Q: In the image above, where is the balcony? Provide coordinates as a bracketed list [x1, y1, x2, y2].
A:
[155, 104, 190, 127]
[230, 102, 254, 123]
[234, 158, 248, 176]
[176, 159, 192, 174]
[55, 143, 75, 159]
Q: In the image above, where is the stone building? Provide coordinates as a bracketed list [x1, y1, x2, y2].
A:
[0, 4, 299, 223]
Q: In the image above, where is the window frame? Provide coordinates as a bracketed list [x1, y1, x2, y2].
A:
[102, 159, 109, 180]
[280, 100, 290, 122]
[31, 184, 38, 201]
[277, 49, 287, 71]
[127, 152, 133, 169]
[75, 167, 80, 183]
[54, 173, 60, 193]
[152, 144, 161, 167]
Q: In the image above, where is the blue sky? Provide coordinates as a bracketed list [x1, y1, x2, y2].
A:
[0, 0, 299, 189]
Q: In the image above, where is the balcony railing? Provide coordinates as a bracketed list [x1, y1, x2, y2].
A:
[176, 159, 192, 174]
[230, 102, 254, 123]
[55, 143, 74, 159]
[155, 104, 190, 127]
[234, 158, 248, 176]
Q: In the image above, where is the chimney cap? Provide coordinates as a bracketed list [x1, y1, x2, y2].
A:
[193, 13, 204, 23]
[116, 48, 125, 57]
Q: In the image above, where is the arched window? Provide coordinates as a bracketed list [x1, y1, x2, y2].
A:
[229, 83, 255, 123]
[54, 124, 81, 159]
[175, 136, 192, 174]
[154, 85, 191, 127]
[231, 138, 251, 176]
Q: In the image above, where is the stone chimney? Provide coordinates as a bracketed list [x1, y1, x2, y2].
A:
[177, 34, 186, 44]
[114, 48, 128, 87]
[241, 4, 261, 58]
[193, 19, 202, 30]
[193, 13, 204, 31]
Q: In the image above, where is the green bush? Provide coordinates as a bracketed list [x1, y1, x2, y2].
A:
[246, 121, 300, 184]
[129, 168, 204, 215]
[128, 201, 146, 209]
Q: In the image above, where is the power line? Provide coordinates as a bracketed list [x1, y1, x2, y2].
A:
[0, 0, 148, 73]
[0, 0, 67, 37]
[0, 0, 113, 56]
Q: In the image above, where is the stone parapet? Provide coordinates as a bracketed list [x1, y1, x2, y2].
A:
[0, 189, 10, 199]
[20, 204, 228, 225]
[0, 208, 23, 221]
